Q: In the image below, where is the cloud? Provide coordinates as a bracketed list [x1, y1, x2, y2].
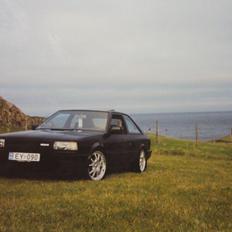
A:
[0, 0, 232, 115]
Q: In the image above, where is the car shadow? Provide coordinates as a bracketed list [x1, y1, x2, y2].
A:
[0, 164, 81, 181]
[0, 165, 132, 181]
[0, 170, 76, 181]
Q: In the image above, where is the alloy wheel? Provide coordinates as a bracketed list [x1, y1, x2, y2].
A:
[139, 150, 146, 172]
[88, 151, 107, 181]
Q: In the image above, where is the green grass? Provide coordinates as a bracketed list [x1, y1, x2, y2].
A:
[0, 135, 232, 231]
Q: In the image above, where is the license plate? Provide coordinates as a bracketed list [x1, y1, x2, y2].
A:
[9, 152, 40, 162]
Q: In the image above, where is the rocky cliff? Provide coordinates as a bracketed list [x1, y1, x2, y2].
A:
[0, 96, 44, 131]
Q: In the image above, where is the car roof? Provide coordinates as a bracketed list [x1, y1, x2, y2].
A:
[57, 109, 126, 115]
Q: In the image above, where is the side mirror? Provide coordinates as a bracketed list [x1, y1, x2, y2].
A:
[110, 125, 122, 134]
[31, 125, 39, 130]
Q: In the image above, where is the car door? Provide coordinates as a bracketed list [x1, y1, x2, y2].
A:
[103, 114, 129, 167]
[123, 115, 144, 163]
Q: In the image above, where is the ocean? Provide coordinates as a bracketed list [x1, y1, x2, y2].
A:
[132, 111, 232, 140]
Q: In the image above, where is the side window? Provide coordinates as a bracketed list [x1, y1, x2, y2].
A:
[111, 118, 123, 127]
[111, 115, 126, 134]
[123, 115, 141, 134]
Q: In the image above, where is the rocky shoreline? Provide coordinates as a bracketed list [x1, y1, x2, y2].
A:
[0, 96, 44, 131]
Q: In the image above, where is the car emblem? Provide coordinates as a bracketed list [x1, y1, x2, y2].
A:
[40, 143, 50, 147]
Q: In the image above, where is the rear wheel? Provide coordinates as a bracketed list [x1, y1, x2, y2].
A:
[132, 149, 147, 173]
[87, 151, 107, 181]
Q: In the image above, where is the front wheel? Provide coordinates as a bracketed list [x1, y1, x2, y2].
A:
[132, 150, 147, 173]
[87, 151, 107, 181]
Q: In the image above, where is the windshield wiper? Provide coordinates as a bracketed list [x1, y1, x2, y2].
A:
[39, 128, 74, 131]
[39, 128, 103, 132]
[72, 128, 104, 132]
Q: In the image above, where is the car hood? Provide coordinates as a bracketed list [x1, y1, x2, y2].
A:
[0, 129, 104, 142]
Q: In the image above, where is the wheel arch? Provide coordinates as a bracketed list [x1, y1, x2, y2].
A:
[91, 142, 105, 154]
[139, 143, 150, 159]
[139, 143, 146, 151]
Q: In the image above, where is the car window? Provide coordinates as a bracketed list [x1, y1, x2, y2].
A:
[123, 115, 141, 134]
[92, 118, 108, 130]
[44, 112, 70, 128]
[69, 113, 107, 130]
[39, 111, 108, 131]
[111, 118, 123, 127]
[70, 114, 87, 129]
[111, 115, 127, 134]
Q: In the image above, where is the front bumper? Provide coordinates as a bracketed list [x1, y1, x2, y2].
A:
[0, 149, 87, 169]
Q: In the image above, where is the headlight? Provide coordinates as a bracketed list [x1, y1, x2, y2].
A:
[0, 139, 5, 148]
[53, 141, 78, 151]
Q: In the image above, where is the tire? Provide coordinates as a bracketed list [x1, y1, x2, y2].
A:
[86, 150, 107, 181]
[132, 149, 147, 173]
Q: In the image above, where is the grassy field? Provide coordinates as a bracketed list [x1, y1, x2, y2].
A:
[0, 134, 232, 231]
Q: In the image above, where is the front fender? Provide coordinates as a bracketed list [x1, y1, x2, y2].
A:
[91, 142, 105, 153]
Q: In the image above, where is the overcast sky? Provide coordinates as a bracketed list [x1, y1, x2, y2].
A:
[0, 0, 232, 116]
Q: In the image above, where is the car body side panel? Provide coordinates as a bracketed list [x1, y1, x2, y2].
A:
[103, 134, 129, 167]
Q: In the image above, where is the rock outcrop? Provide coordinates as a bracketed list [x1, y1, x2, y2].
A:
[0, 96, 44, 131]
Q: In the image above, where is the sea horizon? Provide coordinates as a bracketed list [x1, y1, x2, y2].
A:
[132, 109, 232, 116]
[132, 111, 232, 140]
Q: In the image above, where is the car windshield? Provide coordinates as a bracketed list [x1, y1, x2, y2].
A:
[38, 111, 109, 132]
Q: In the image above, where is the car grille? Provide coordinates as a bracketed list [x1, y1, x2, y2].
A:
[6, 141, 47, 152]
